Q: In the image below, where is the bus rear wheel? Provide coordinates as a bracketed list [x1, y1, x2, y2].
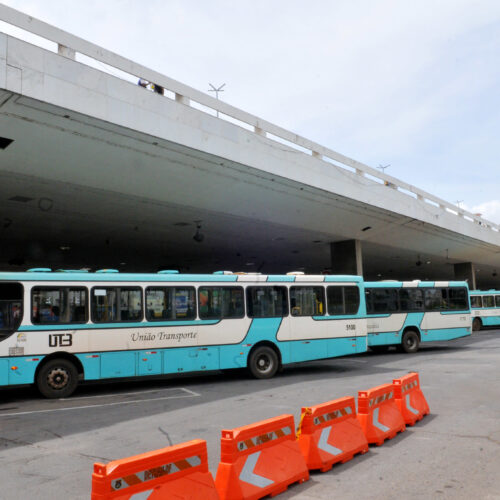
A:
[36, 358, 78, 399]
[248, 346, 279, 379]
[401, 330, 420, 354]
[472, 318, 482, 332]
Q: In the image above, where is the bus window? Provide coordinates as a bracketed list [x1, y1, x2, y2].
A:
[496, 296, 500, 307]
[370, 288, 398, 313]
[0, 282, 23, 339]
[448, 288, 468, 310]
[424, 288, 448, 311]
[327, 286, 360, 315]
[344, 286, 360, 314]
[290, 286, 325, 316]
[483, 296, 495, 308]
[246, 286, 288, 318]
[92, 288, 117, 322]
[470, 296, 482, 308]
[32, 288, 64, 323]
[399, 288, 424, 312]
[120, 288, 142, 320]
[32, 287, 87, 324]
[199, 287, 244, 319]
[145, 287, 195, 321]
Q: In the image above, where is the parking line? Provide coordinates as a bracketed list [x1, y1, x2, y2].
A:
[0, 388, 200, 417]
[60, 386, 196, 401]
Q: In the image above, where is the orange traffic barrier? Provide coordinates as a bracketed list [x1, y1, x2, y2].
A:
[357, 383, 406, 446]
[296, 396, 369, 472]
[393, 372, 430, 426]
[91, 439, 219, 500]
[215, 414, 309, 500]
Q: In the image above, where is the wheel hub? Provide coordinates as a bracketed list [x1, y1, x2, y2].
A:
[258, 356, 270, 370]
[47, 368, 69, 390]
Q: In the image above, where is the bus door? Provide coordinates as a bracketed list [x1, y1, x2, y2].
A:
[289, 285, 328, 362]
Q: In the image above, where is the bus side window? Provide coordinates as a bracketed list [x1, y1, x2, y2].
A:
[399, 288, 424, 312]
[470, 296, 482, 308]
[449, 288, 468, 310]
[32, 288, 64, 324]
[68, 288, 88, 323]
[290, 286, 325, 316]
[246, 286, 288, 318]
[483, 295, 494, 308]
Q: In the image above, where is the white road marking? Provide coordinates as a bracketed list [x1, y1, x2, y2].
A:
[0, 388, 200, 417]
[60, 386, 196, 401]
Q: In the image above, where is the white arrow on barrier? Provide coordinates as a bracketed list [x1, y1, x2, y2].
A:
[129, 490, 154, 500]
[405, 394, 419, 415]
[372, 407, 390, 432]
[239, 451, 274, 488]
[317, 426, 342, 456]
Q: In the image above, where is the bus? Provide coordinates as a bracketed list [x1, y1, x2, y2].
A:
[364, 280, 471, 353]
[469, 290, 500, 331]
[0, 269, 367, 398]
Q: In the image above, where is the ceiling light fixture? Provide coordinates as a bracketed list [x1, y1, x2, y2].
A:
[193, 221, 204, 243]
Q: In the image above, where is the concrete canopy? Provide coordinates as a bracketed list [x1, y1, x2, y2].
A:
[1, 6, 500, 288]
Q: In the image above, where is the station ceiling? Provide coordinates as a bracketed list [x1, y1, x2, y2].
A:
[1, 90, 499, 288]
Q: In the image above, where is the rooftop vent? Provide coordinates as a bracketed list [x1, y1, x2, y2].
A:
[158, 270, 179, 274]
[56, 269, 89, 273]
[27, 268, 52, 272]
[96, 269, 119, 273]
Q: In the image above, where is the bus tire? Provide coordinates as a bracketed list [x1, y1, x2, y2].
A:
[401, 330, 420, 354]
[472, 318, 482, 332]
[36, 358, 79, 399]
[248, 346, 279, 379]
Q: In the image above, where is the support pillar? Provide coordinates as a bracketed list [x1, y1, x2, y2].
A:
[330, 240, 363, 276]
[454, 262, 476, 290]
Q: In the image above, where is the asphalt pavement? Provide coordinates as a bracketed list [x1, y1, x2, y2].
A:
[0, 329, 499, 499]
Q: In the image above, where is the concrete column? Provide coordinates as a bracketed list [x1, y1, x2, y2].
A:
[454, 262, 476, 290]
[330, 239, 363, 276]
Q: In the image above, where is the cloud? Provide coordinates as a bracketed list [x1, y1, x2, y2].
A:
[470, 201, 500, 224]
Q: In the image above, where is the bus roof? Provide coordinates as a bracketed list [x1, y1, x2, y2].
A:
[365, 280, 469, 288]
[0, 270, 364, 283]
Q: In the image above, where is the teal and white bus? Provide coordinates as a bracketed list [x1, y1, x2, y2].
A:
[365, 280, 471, 353]
[469, 290, 500, 331]
[0, 269, 367, 398]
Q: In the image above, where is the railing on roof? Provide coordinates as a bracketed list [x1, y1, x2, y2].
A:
[0, 4, 498, 234]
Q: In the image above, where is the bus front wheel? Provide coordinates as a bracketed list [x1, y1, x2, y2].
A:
[248, 346, 279, 379]
[36, 358, 78, 399]
[401, 330, 420, 354]
[472, 318, 482, 332]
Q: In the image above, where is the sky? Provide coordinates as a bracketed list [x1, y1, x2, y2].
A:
[1, 0, 500, 222]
